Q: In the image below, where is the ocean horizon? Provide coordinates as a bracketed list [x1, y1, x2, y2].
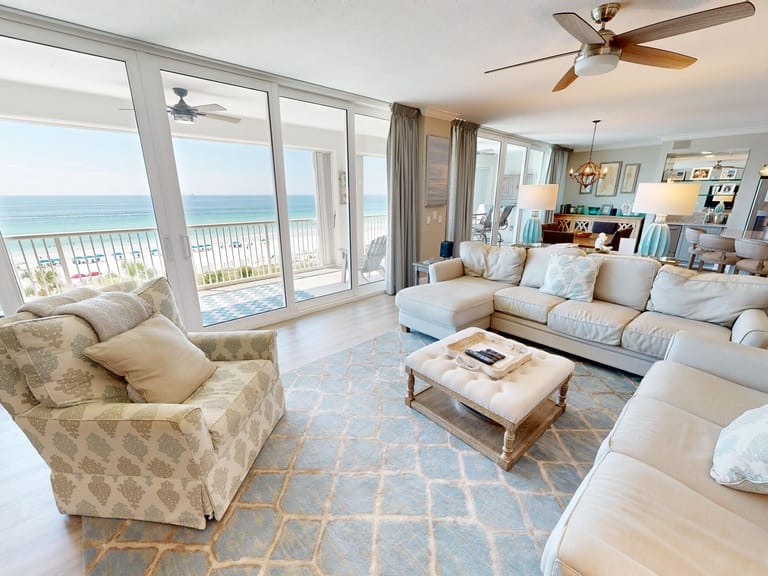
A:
[0, 194, 387, 236]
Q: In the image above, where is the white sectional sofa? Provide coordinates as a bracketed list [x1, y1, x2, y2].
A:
[396, 242, 768, 375]
[541, 331, 768, 575]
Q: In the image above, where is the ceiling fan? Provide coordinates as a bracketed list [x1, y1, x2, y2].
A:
[485, 2, 755, 92]
[167, 87, 241, 124]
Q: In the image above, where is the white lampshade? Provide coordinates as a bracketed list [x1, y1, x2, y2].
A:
[632, 183, 699, 216]
[575, 53, 620, 76]
[518, 184, 558, 211]
[713, 193, 734, 203]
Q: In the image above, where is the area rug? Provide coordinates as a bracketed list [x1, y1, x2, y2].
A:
[82, 330, 639, 575]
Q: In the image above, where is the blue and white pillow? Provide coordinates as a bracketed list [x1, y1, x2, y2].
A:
[539, 254, 602, 302]
[710, 404, 768, 494]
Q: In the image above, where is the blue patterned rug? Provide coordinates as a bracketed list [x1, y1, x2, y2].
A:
[200, 283, 314, 325]
[82, 330, 639, 575]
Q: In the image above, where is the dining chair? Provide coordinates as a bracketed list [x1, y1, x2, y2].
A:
[697, 233, 740, 273]
[685, 227, 706, 269]
[734, 238, 768, 276]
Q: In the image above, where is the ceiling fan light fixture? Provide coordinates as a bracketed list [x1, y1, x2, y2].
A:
[574, 51, 620, 76]
[172, 111, 195, 124]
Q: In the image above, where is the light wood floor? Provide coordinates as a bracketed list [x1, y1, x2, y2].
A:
[0, 293, 398, 576]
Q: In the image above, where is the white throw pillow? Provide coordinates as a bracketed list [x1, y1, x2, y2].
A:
[710, 404, 768, 494]
[83, 313, 216, 403]
[459, 241, 487, 277]
[539, 254, 602, 302]
[484, 245, 526, 283]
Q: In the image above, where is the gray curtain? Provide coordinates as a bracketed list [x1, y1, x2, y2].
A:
[544, 145, 571, 222]
[386, 103, 420, 294]
[447, 119, 480, 244]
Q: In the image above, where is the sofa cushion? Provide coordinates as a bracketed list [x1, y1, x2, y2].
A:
[590, 254, 660, 310]
[621, 311, 731, 359]
[184, 359, 278, 453]
[484, 245, 526, 283]
[459, 241, 487, 277]
[84, 314, 216, 404]
[2, 315, 127, 408]
[520, 245, 586, 288]
[493, 286, 565, 324]
[134, 277, 186, 332]
[395, 276, 510, 329]
[546, 451, 768, 576]
[711, 404, 768, 494]
[648, 266, 768, 327]
[547, 300, 639, 345]
[540, 254, 601, 302]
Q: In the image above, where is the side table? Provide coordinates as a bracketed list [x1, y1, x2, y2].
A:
[411, 257, 447, 285]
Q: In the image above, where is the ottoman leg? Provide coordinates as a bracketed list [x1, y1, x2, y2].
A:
[558, 378, 570, 408]
[499, 428, 516, 470]
[405, 371, 415, 406]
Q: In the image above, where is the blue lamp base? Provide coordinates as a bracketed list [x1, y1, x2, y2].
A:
[521, 211, 542, 244]
[638, 218, 670, 258]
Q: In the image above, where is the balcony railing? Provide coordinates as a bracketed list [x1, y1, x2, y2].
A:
[6, 214, 386, 298]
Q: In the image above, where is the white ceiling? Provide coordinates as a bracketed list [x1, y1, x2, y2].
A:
[2, 0, 767, 150]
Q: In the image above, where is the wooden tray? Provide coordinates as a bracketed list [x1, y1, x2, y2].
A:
[445, 331, 532, 378]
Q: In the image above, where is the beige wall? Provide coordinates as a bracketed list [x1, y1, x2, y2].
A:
[417, 115, 451, 260]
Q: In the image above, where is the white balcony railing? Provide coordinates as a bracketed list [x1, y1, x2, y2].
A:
[6, 215, 386, 299]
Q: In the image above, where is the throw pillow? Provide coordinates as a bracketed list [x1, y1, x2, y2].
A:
[539, 254, 602, 302]
[83, 313, 216, 403]
[2, 315, 127, 408]
[710, 404, 768, 494]
[459, 241, 487, 277]
[484, 245, 527, 283]
[134, 277, 186, 332]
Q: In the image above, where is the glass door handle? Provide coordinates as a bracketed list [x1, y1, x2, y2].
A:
[180, 235, 191, 259]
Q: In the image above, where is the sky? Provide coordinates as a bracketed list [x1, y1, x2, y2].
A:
[0, 119, 387, 197]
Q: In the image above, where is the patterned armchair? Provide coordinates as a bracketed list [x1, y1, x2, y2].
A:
[0, 278, 284, 529]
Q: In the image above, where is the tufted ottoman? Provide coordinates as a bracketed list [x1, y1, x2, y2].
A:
[405, 327, 575, 470]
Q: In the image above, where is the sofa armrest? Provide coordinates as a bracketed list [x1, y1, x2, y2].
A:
[665, 330, 768, 394]
[730, 309, 768, 349]
[15, 402, 216, 478]
[188, 330, 278, 367]
[429, 258, 464, 283]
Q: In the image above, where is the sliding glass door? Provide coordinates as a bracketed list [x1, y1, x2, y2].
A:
[0, 36, 160, 301]
[160, 70, 283, 326]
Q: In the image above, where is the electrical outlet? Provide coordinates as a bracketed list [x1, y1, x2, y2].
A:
[425, 216, 431, 225]
[438, 215, 443, 223]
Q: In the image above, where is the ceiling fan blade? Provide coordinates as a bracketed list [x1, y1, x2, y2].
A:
[619, 45, 697, 69]
[553, 12, 605, 45]
[194, 103, 226, 113]
[199, 112, 241, 124]
[553, 66, 578, 92]
[614, 1, 755, 47]
[484, 50, 578, 74]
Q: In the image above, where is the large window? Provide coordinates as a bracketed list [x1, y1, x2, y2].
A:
[0, 37, 158, 301]
[471, 131, 551, 245]
[0, 22, 391, 328]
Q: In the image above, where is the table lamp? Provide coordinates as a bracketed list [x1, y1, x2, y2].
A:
[632, 182, 699, 258]
[713, 193, 733, 213]
[518, 184, 559, 244]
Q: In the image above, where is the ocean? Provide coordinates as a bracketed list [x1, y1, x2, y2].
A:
[0, 194, 388, 236]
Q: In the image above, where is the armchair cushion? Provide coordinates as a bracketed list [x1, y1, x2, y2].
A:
[134, 277, 186, 332]
[2, 315, 127, 408]
[84, 314, 216, 404]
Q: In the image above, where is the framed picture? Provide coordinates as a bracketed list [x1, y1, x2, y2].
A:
[600, 204, 613, 215]
[579, 183, 593, 195]
[720, 167, 738, 180]
[670, 169, 686, 181]
[619, 163, 640, 194]
[425, 135, 449, 206]
[690, 167, 712, 180]
[595, 161, 622, 197]
[721, 183, 737, 195]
